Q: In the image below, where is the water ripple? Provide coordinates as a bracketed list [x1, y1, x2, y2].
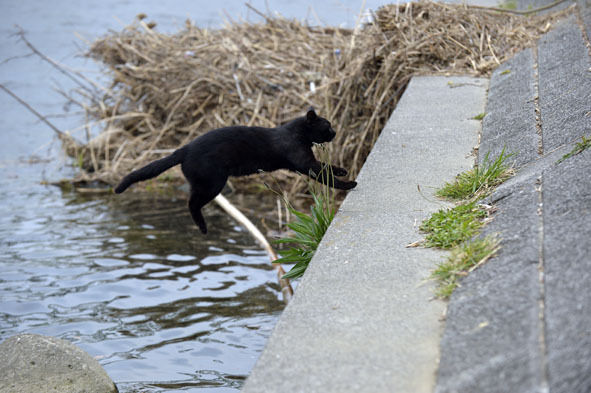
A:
[0, 189, 284, 392]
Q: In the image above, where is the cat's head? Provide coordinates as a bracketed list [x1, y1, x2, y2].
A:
[303, 107, 336, 144]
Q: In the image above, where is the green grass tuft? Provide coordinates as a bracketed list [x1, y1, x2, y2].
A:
[431, 236, 500, 298]
[274, 191, 335, 279]
[437, 148, 514, 201]
[422, 149, 513, 298]
[558, 135, 591, 164]
[274, 145, 337, 279]
[420, 202, 488, 249]
[472, 112, 486, 120]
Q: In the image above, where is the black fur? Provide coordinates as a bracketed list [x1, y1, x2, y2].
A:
[115, 108, 356, 234]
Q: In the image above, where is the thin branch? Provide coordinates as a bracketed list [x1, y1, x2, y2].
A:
[15, 25, 109, 96]
[0, 83, 67, 138]
[213, 194, 294, 303]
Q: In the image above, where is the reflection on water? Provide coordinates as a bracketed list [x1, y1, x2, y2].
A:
[0, 186, 285, 392]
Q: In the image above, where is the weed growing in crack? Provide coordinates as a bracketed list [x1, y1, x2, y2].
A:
[437, 147, 514, 201]
[420, 202, 490, 249]
[558, 135, 591, 164]
[419, 149, 513, 298]
[431, 236, 500, 298]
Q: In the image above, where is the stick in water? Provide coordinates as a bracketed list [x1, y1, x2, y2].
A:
[213, 194, 294, 303]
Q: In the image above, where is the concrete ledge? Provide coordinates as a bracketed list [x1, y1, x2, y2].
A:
[242, 76, 488, 393]
[436, 13, 591, 392]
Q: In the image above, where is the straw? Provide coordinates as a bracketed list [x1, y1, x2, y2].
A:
[63, 1, 572, 203]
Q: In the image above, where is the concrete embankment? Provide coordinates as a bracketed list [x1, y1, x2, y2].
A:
[435, 4, 591, 392]
[242, 75, 488, 393]
[244, 1, 591, 392]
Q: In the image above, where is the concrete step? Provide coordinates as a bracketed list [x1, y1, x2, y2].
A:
[436, 10, 591, 393]
[242, 75, 488, 393]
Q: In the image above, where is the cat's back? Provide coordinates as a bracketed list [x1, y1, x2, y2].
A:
[188, 125, 278, 152]
[183, 125, 288, 174]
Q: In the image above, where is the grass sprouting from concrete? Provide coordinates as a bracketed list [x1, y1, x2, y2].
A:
[558, 135, 591, 163]
[437, 147, 514, 201]
[432, 237, 500, 298]
[419, 149, 513, 298]
[420, 202, 489, 249]
[420, 202, 497, 299]
[472, 112, 486, 120]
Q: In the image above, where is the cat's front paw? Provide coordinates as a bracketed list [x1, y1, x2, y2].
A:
[332, 167, 348, 177]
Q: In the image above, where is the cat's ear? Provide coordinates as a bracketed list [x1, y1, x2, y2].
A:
[306, 107, 317, 122]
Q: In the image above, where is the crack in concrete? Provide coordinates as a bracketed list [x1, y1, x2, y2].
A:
[535, 175, 550, 393]
[532, 44, 544, 156]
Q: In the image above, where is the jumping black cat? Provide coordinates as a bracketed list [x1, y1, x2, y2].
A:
[114, 108, 357, 234]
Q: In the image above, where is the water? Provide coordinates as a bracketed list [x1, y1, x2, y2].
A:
[0, 0, 386, 391]
[0, 188, 285, 391]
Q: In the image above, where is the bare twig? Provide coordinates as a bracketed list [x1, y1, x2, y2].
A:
[15, 26, 97, 95]
[1, 83, 66, 138]
[213, 194, 294, 303]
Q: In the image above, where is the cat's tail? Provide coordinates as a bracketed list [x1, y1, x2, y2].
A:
[114, 147, 187, 193]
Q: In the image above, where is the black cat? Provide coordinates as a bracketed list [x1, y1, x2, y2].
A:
[115, 108, 356, 234]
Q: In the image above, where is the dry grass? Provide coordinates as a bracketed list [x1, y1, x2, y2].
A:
[63, 1, 571, 204]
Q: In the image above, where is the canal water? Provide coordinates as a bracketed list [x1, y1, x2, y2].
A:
[0, 1, 386, 391]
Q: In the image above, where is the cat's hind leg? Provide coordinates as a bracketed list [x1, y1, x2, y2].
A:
[188, 193, 209, 234]
[187, 177, 227, 234]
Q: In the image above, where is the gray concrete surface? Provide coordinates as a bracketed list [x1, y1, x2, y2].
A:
[479, 48, 539, 168]
[436, 6, 591, 393]
[538, 15, 591, 152]
[0, 333, 118, 393]
[244, 1, 590, 392]
[544, 150, 591, 393]
[242, 76, 488, 393]
[582, 0, 591, 40]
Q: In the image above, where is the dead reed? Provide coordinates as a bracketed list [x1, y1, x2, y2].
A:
[63, 1, 571, 203]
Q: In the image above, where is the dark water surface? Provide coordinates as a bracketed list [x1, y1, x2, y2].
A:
[0, 1, 385, 391]
[0, 183, 285, 392]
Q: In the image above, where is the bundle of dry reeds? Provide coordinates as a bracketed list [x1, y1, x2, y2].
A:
[65, 1, 570, 202]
